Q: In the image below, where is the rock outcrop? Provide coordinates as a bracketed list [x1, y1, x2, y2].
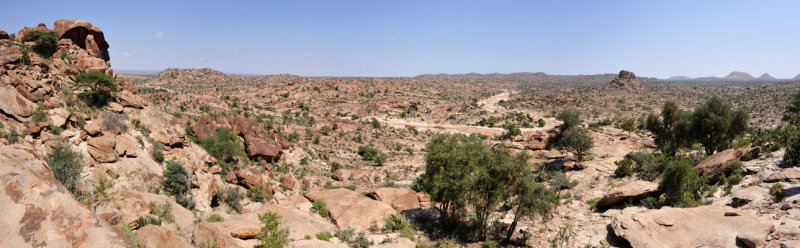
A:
[609, 70, 643, 91]
[87, 135, 118, 163]
[53, 19, 110, 61]
[0, 84, 37, 121]
[693, 148, 751, 180]
[139, 106, 186, 146]
[0, 144, 134, 247]
[365, 187, 422, 211]
[598, 180, 660, 207]
[611, 205, 773, 248]
[765, 167, 800, 182]
[136, 225, 192, 248]
[192, 113, 284, 160]
[306, 188, 396, 232]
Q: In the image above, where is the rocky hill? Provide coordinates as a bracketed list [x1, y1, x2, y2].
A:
[2, 20, 800, 248]
[725, 71, 756, 80]
[757, 73, 777, 81]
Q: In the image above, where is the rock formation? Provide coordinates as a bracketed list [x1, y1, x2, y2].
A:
[608, 70, 644, 91]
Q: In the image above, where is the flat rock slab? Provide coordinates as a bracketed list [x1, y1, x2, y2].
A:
[306, 188, 396, 232]
[598, 180, 660, 207]
[611, 205, 774, 248]
[732, 186, 770, 206]
[766, 167, 800, 182]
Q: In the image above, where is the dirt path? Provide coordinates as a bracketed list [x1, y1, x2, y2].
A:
[478, 90, 510, 113]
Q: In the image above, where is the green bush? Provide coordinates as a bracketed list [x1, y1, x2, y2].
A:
[722, 161, 745, 185]
[247, 187, 266, 203]
[351, 233, 374, 248]
[538, 118, 546, 127]
[118, 224, 139, 246]
[614, 158, 634, 178]
[149, 201, 175, 223]
[500, 123, 521, 140]
[358, 145, 387, 165]
[206, 214, 224, 222]
[257, 211, 289, 248]
[25, 30, 58, 58]
[32, 105, 47, 123]
[556, 109, 582, 132]
[46, 142, 83, 194]
[316, 231, 333, 241]
[150, 141, 165, 163]
[784, 129, 800, 166]
[194, 127, 247, 173]
[75, 72, 118, 107]
[161, 160, 195, 209]
[659, 158, 708, 207]
[216, 187, 243, 213]
[335, 228, 355, 243]
[771, 183, 786, 203]
[312, 199, 329, 218]
[554, 128, 594, 161]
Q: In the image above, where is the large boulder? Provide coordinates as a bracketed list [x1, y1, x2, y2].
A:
[76, 55, 106, 73]
[365, 187, 421, 211]
[0, 144, 135, 247]
[523, 130, 557, 150]
[139, 106, 186, 146]
[611, 205, 774, 248]
[731, 186, 770, 206]
[117, 90, 145, 108]
[0, 84, 37, 121]
[87, 135, 118, 163]
[192, 113, 217, 139]
[306, 188, 396, 232]
[118, 76, 136, 93]
[48, 107, 70, 127]
[231, 115, 282, 159]
[258, 203, 338, 240]
[692, 148, 751, 180]
[765, 167, 800, 182]
[192, 222, 242, 248]
[114, 134, 138, 157]
[598, 180, 660, 207]
[609, 70, 643, 90]
[53, 20, 110, 61]
[0, 46, 23, 65]
[136, 225, 192, 248]
[0, 29, 8, 39]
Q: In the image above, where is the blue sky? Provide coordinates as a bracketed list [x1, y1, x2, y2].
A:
[4, 1, 799, 78]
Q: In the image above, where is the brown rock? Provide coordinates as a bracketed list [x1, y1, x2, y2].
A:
[88, 135, 117, 163]
[765, 167, 800, 183]
[117, 90, 145, 108]
[230, 115, 282, 159]
[192, 222, 241, 248]
[47, 107, 70, 127]
[598, 180, 660, 207]
[139, 106, 186, 146]
[281, 175, 297, 191]
[137, 225, 192, 248]
[108, 102, 123, 112]
[0, 29, 8, 39]
[524, 129, 557, 150]
[26, 122, 48, 134]
[611, 205, 773, 248]
[0, 84, 37, 121]
[192, 113, 217, 139]
[306, 188, 396, 232]
[225, 171, 238, 184]
[0, 46, 22, 65]
[0, 144, 135, 247]
[114, 134, 138, 157]
[332, 169, 344, 181]
[258, 203, 339, 240]
[693, 148, 751, 181]
[236, 166, 267, 192]
[119, 76, 136, 93]
[76, 55, 106, 73]
[365, 187, 422, 211]
[609, 70, 643, 90]
[84, 120, 102, 136]
[53, 19, 110, 61]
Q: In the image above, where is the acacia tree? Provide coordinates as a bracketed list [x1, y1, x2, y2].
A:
[75, 72, 118, 107]
[646, 101, 692, 155]
[555, 128, 594, 161]
[690, 97, 748, 155]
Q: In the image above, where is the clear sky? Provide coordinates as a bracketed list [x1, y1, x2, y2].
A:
[4, 1, 799, 78]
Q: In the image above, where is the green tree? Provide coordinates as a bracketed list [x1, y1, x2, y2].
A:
[690, 97, 748, 155]
[619, 118, 636, 133]
[505, 171, 557, 242]
[555, 128, 594, 161]
[646, 101, 692, 155]
[75, 72, 118, 107]
[46, 142, 83, 194]
[256, 212, 289, 248]
[659, 158, 707, 207]
[784, 128, 800, 166]
[556, 109, 582, 132]
[25, 30, 58, 58]
[161, 160, 195, 209]
[783, 91, 800, 127]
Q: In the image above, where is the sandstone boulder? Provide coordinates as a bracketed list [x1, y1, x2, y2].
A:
[48, 107, 70, 127]
[611, 205, 774, 248]
[258, 203, 338, 240]
[84, 120, 102, 135]
[598, 180, 660, 207]
[524, 129, 557, 150]
[139, 106, 185, 146]
[766, 167, 800, 182]
[731, 186, 770, 206]
[117, 90, 145, 108]
[192, 222, 241, 248]
[0, 29, 8, 39]
[0, 144, 135, 247]
[306, 188, 396, 232]
[87, 135, 117, 163]
[192, 113, 217, 139]
[693, 148, 751, 180]
[114, 134, 138, 157]
[231, 115, 282, 159]
[365, 187, 422, 211]
[76, 55, 106, 73]
[119, 76, 136, 93]
[137, 225, 192, 248]
[281, 175, 297, 191]
[0, 84, 37, 121]
[0, 46, 23, 65]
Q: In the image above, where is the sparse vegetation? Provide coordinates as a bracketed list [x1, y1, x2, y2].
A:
[75, 72, 118, 107]
[46, 142, 83, 194]
[256, 211, 289, 248]
[161, 160, 195, 209]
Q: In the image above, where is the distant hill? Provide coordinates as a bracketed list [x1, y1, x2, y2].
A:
[725, 71, 755, 80]
[794, 74, 800, 81]
[757, 73, 776, 81]
[668, 76, 691, 80]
